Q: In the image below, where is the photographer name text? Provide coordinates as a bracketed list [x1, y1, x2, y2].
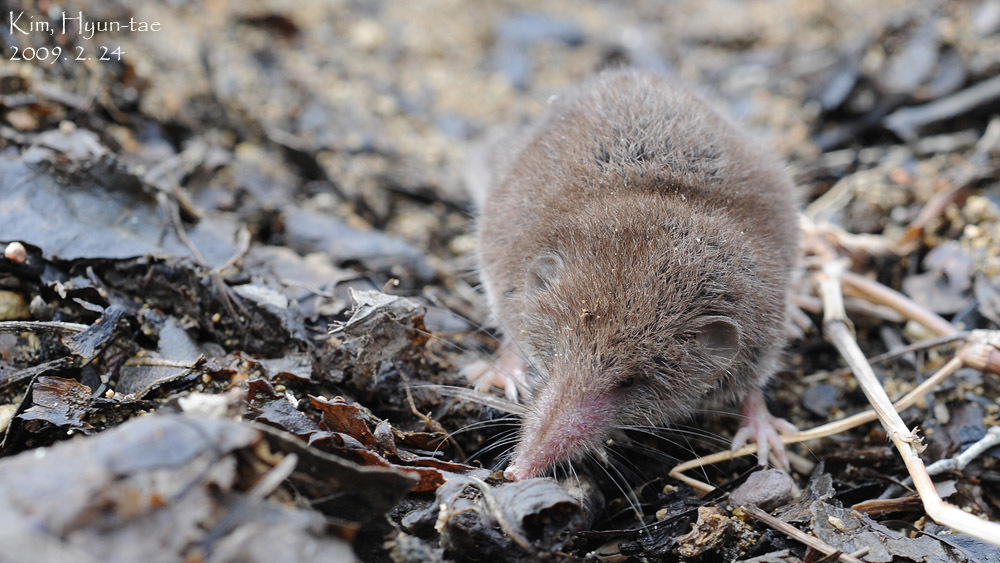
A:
[9, 10, 161, 40]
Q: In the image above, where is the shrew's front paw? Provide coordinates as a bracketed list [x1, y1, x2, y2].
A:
[732, 387, 797, 469]
[460, 346, 527, 402]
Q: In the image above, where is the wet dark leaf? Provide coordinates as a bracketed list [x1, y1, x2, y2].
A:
[491, 478, 584, 550]
[282, 208, 436, 283]
[877, 20, 939, 97]
[0, 357, 74, 390]
[248, 381, 321, 439]
[810, 501, 951, 562]
[241, 245, 355, 317]
[946, 401, 987, 448]
[0, 414, 385, 562]
[903, 241, 975, 314]
[331, 289, 430, 390]
[435, 479, 530, 561]
[19, 376, 92, 433]
[254, 421, 418, 521]
[113, 315, 204, 397]
[115, 316, 203, 398]
[397, 430, 447, 451]
[374, 419, 398, 456]
[254, 353, 313, 382]
[63, 304, 133, 361]
[92, 258, 302, 357]
[922, 523, 1000, 563]
[0, 158, 239, 267]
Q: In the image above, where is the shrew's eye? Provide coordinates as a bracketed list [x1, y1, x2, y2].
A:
[618, 376, 636, 389]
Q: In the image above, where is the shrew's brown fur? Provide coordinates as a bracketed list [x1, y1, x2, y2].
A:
[475, 69, 799, 478]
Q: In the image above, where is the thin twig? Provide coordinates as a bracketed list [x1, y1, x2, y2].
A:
[402, 379, 466, 460]
[738, 549, 790, 563]
[958, 330, 1000, 374]
[820, 331, 968, 380]
[214, 226, 252, 275]
[164, 193, 208, 267]
[247, 453, 298, 500]
[849, 547, 870, 558]
[805, 218, 896, 256]
[122, 357, 200, 369]
[893, 183, 969, 254]
[669, 355, 964, 493]
[880, 427, 1000, 499]
[840, 271, 956, 337]
[0, 321, 88, 334]
[818, 264, 1000, 547]
[467, 476, 537, 555]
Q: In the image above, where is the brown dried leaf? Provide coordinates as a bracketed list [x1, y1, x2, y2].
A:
[309, 395, 376, 446]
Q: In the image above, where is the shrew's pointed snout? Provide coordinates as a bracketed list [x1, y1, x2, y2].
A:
[503, 461, 528, 481]
[503, 385, 615, 481]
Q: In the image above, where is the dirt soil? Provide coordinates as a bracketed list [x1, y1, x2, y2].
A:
[3, 0, 1000, 561]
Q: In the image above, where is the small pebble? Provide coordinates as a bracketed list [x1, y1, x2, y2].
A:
[729, 469, 795, 512]
[3, 242, 26, 264]
[0, 291, 29, 321]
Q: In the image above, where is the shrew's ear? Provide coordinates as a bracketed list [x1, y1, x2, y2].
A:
[525, 252, 564, 293]
[692, 316, 741, 368]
